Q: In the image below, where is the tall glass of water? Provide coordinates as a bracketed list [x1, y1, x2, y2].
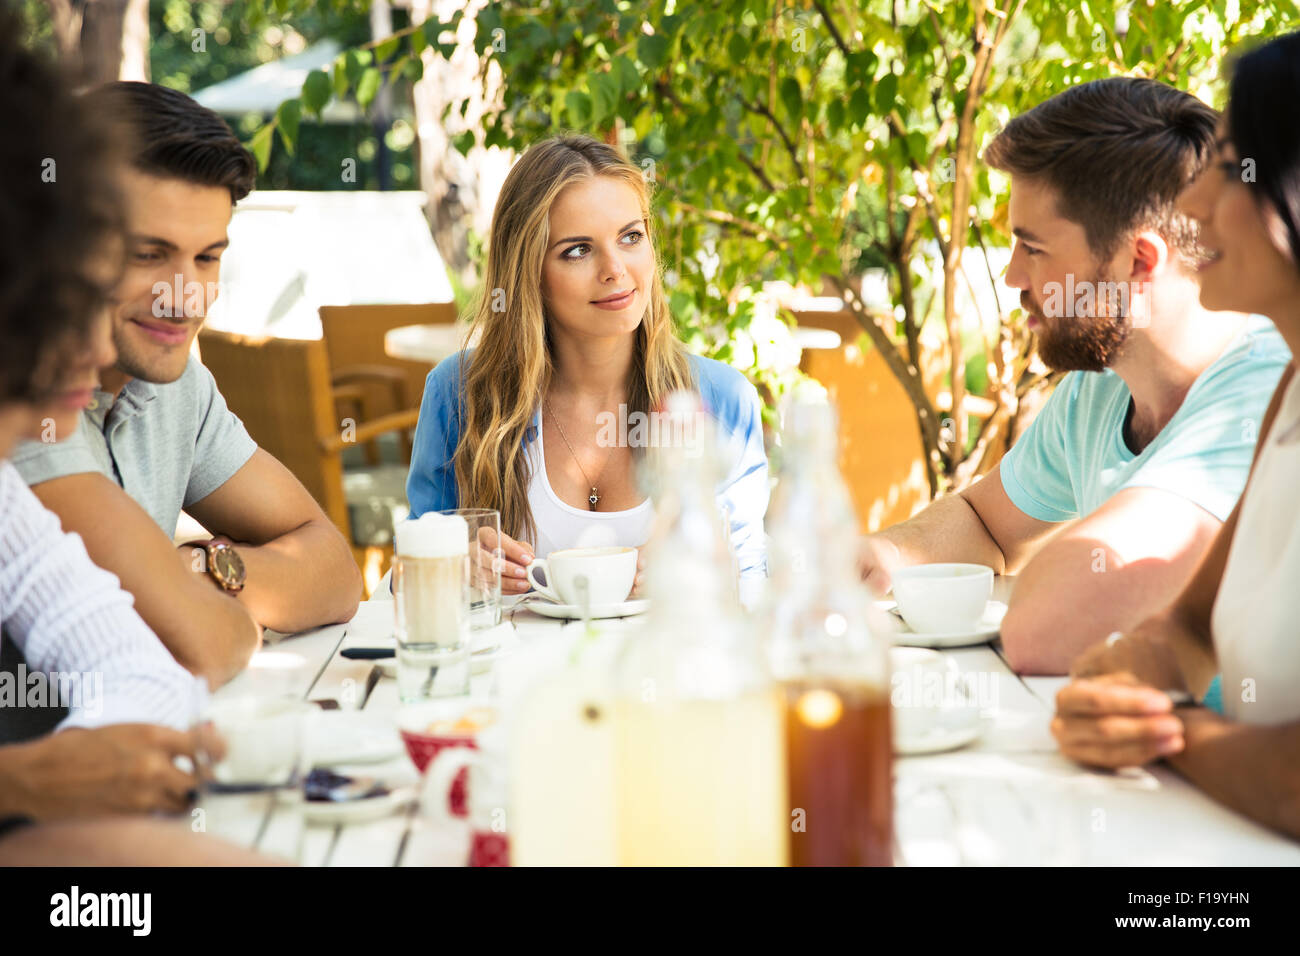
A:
[394, 513, 472, 701]
[436, 508, 503, 636]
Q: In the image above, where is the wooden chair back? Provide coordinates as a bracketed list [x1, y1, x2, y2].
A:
[197, 328, 350, 537]
[319, 302, 456, 411]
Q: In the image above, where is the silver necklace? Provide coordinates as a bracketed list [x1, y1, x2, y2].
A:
[544, 396, 616, 510]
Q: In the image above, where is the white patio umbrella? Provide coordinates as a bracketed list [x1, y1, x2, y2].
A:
[191, 39, 364, 123]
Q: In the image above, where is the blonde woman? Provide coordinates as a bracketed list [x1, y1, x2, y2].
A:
[406, 134, 769, 604]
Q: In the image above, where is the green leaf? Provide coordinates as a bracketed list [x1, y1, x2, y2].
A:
[411, 28, 428, 56]
[356, 68, 382, 111]
[827, 98, 845, 132]
[847, 85, 872, 127]
[343, 49, 369, 87]
[275, 98, 301, 156]
[779, 76, 802, 121]
[590, 72, 618, 124]
[332, 56, 350, 99]
[376, 35, 401, 63]
[905, 129, 927, 164]
[247, 123, 275, 172]
[875, 71, 898, 114]
[301, 70, 332, 118]
[565, 90, 593, 126]
[402, 57, 425, 83]
[727, 34, 748, 64]
[637, 33, 670, 68]
[612, 55, 639, 95]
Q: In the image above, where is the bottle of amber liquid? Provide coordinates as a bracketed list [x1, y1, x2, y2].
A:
[766, 395, 893, 867]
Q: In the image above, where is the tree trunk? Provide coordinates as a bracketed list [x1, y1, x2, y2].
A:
[409, 0, 510, 291]
[75, 0, 149, 88]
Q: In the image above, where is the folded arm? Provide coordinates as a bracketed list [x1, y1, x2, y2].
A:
[185, 449, 362, 633]
[30, 472, 261, 688]
[996, 485, 1220, 674]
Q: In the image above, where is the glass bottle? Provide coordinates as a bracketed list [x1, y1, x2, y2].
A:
[613, 392, 787, 866]
[766, 395, 893, 866]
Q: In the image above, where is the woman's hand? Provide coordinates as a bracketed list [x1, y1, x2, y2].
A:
[1070, 630, 1188, 691]
[0, 725, 199, 820]
[478, 527, 535, 596]
[630, 550, 646, 598]
[1051, 673, 1186, 769]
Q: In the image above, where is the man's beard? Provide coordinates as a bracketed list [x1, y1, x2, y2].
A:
[1026, 273, 1131, 373]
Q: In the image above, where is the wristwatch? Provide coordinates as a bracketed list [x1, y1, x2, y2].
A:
[200, 540, 246, 594]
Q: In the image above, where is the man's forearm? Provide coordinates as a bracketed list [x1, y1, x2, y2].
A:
[0, 746, 36, 818]
[230, 520, 362, 632]
[1166, 709, 1300, 840]
[169, 587, 262, 687]
[876, 493, 1008, 571]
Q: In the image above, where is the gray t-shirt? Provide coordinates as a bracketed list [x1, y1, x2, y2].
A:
[12, 356, 257, 534]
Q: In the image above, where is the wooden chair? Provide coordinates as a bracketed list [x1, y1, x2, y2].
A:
[318, 303, 457, 466]
[198, 328, 420, 596]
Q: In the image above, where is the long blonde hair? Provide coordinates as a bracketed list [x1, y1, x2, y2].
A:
[455, 134, 694, 547]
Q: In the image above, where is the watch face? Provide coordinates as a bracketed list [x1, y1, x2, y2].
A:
[213, 546, 246, 587]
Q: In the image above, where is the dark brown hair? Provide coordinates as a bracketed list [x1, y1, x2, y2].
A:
[84, 81, 256, 204]
[984, 77, 1218, 268]
[0, 7, 125, 403]
[1228, 31, 1300, 272]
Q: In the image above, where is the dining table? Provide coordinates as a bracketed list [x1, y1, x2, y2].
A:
[202, 582, 1300, 867]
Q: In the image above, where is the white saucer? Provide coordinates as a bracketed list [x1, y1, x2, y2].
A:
[895, 720, 982, 756]
[306, 712, 404, 766]
[522, 598, 650, 620]
[285, 786, 417, 824]
[377, 623, 519, 679]
[883, 600, 1007, 649]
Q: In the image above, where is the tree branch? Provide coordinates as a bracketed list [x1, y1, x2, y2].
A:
[738, 95, 807, 180]
[812, 0, 851, 59]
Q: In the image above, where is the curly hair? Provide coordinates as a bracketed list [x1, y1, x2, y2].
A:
[0, 6, 125, 403]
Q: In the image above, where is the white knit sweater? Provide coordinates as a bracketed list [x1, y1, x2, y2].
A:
[0, 460, 200, 730]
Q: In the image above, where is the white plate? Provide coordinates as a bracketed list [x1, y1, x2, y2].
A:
[522, 598, 650, 620]
[305, 712, 405, 766]
[895, 720, 982, 756]
[883, 600, 1007, 649]
[284, 786, 417, 824]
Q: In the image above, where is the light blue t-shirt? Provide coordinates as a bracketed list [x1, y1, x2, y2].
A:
[1000, 316, 1291, 524]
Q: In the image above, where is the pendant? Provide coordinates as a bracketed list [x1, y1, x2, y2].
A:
[588, 488, 600, 510]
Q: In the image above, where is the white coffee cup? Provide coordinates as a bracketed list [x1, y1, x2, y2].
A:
[889, 647, 981, 754]
[204, 697, 313, 786]
[890, 563, 993, 634]
[525, 546, 637, 606]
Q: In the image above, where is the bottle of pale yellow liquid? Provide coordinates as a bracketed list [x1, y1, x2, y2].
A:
[505, 616, 629, 866]
[614, 393, 787, 866]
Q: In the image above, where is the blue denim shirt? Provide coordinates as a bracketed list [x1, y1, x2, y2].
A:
[406, 350, 771, 586]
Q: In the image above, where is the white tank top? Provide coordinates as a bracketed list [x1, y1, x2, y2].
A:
[525, 409, 655, 557]
[1211, 369, 1300, 725]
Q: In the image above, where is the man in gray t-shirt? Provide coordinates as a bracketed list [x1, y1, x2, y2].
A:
[14, 358, 256, 536]
[13, 83, 361, 688]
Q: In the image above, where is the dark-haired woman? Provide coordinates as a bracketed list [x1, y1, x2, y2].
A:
[1052, 31, 1300, 840]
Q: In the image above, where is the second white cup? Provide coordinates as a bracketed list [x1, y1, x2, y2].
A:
[525, 546, 637, 606]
